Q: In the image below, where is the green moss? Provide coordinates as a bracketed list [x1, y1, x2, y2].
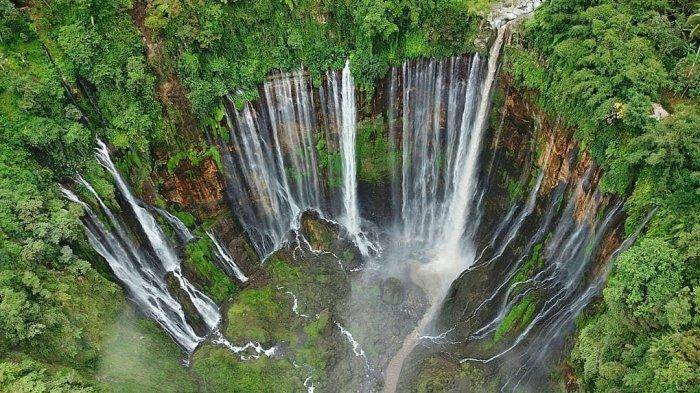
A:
[304, 313, 329, 342]
[214, 254, 341, 388]
[269, 257, 303, 288]
[357, 116, 397, 183]
[172, 210, 196, 228]
[414, 357, 493, 393]
[493, 294, 538, 343]
[321, 231, 333, 249]
[297, 311, 331, 374]
[507, 178, 524, 204]
[166, 145, 223, 174]
[185, 237, 236, 303]
[192, 345, 304, 393]
[315, 134, 343, 188]
[510, 243, 544, 286]
[225, 286, 296, 344]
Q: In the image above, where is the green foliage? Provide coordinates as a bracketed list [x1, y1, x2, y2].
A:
[606, 238, 684, 323]
[493, 293, 538, 343]
[0, 358, 94, 393]
[505, 0, 695, 167]
[357, 116, 396, 183]
[39, 0, 168, 154]
[504, 1, 700, 389]
[506, 178, 524, 204]
[140, 0, 491, 117]
[166, 145, 222, 174]
[571, 237, 700, 392]
[510, 243, 544, 286]
[0, 9, 127, 372]
[2, 0, 695, 391]
[192, 345, 304, 393]
[184, 236, 236, 304]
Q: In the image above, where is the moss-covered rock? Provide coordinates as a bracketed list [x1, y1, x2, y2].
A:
[165, 272, 208, 337]
[380, 277, 406, 306]
[192, 345, 304, 392]
[406, 356, 496, 393]
[183, 236, 237, 304]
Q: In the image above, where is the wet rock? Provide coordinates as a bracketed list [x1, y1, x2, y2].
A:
[380, 277, 406, 305]
[299, 210, 363, 270]
[165, 272, 208, 337]
[489, 0, 544, 28]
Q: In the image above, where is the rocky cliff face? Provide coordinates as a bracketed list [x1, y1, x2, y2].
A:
[396, 75, 625, 391]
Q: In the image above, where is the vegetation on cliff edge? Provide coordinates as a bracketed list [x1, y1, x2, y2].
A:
[504, 0, 699, 389]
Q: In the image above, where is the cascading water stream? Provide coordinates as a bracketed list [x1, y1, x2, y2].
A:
[94, 140, 222, 332]
[383, 24, 510, 393]
[155, 206, 195, 244]
[338, 61, 364, 253]
[60, 186, 204, 351]
[218, 65, 377, 259]
[500, 213, 650, 391]
[62, 165, 221, 353]
[324, 61, 379, 256]
[207, 230, 249, 283]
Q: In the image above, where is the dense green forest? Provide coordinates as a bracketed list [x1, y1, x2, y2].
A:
[0, 0, 698, 391]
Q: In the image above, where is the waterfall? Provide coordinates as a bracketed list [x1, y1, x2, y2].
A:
[218, 69, 331, 258]
[338, 61, 362, 248]
[392, 26, 508, 301]
[219, 95, 301, 258]
[94, 140, 221, 332]
[207, 230, 249, 283]
[263, 69, 323, 210]
[324, 61, 377, 256]
[219, 63, 378, 259]
[61, 173, 218, 352]
[217, 68, 336, 258]
[383, 26, 509, 393]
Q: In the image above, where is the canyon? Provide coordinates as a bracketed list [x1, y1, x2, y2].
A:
[59, 19, 639, 391]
